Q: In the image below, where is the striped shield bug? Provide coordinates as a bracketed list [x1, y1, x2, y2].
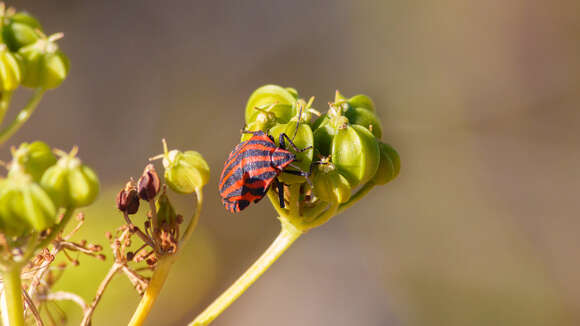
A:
[219, 110, 312, 213]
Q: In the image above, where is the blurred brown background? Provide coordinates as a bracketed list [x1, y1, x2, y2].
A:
[5, 0, 580, 325]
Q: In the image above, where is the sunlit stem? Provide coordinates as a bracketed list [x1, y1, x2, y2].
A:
[127, 255, 176, 326]
[2, 265, 25, 326]
[337, 181, 375, 214]
[0, 91, 13, 125]
[0, 89, 45, 146]
[189, 218, 302, 326]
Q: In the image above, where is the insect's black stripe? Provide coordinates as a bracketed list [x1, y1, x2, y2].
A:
[219, 160, 273, 193]
[225, 139, 277, 164]
[221, 148, 274, 183]
[221, 170, 278, 198]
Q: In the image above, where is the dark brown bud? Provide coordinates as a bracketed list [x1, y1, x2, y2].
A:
[137, 164, 160, 201]
[116, 181, 140, 215]
[126, 251, 135, 261]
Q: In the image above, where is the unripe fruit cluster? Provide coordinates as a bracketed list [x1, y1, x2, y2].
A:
[244, 85, 399, 206]
[0, 141, 99, 235]
[0, 4, 69, 91]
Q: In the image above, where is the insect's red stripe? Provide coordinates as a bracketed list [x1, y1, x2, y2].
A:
[219, 155, 272, 190]
[219, 167, 275, 198]
[222, 143, 275, 175]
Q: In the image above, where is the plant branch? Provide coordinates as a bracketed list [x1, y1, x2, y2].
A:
[80, 263, 122, 326]
[127, 255, 176, 326]
[189, 218, 303, 326]
[0, 91, 13, 125]
[2, 265, 26, 326]
[22, 290, 43, 326]
[0, 88, 45, 146]
[180, 188, 203, 245]
[337, 181, 375, 214]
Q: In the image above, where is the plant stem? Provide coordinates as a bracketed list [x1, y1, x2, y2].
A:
[33, 208, 75, 254]
[0, 91, 13, 125]
[2, 265, 25, 326]
[181, 188, 203, 245]
[189, 218, 303, 326]
[128, 255, 176, 326]
[80, 263, 122, 326]
[0, 88, 45, 146]
[338, 181, 375, 214]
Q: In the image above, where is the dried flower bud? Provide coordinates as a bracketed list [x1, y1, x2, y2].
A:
[137, 164, 160, 201]
[116, 181, 140, 214]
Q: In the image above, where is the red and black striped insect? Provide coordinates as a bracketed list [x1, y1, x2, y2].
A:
[218, 124, 311, 213]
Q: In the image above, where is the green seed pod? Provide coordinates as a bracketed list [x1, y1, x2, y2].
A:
[312, 112, 349, 157]
[313, 162, 351, 204]
[156, 191, 177, 226]
[269, 121, 313, 184]
[331, 124, 380, 187]
[2, 12, 42, 51]
[373, 142, 401, 185]
[0, 174, 56, 235]
[245, 85, 297, 124]
[285, 87, 299, 99]
[18, 35, 69, 89]
[8, 141, 57, 182]
[40, 150, 100, 208]
[344, 106, 383, 139]
[163, 150, 210, 194]
[0, 45, 23, 91]
[241, 103, 295, 141]
[347, 94, 375, 112]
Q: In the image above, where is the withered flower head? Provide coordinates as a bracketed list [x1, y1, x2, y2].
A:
[137, 164, 160, 201]
[117, 181, 140, 214]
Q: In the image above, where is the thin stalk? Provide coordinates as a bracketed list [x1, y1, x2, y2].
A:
[127, 255, 176, 326]
[0, 88, 45, 146]
[80, 263, 122, 326]
[337, 181, 375, 214]
[0, 91, 13, 125]
[2, 265, 25, 326]
[189, 218, 303, 326]
[34, 208, 75, 254]
[181, 188, 203, 245]
[128, 189, 203, 326]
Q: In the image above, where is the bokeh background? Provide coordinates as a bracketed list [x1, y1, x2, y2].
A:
[4, 0, 580, 325]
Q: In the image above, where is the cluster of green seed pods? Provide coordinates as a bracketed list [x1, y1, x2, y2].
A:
[244, 85, 399, 222]
[0, 4, 69, 91]
[0, 141, 99, 236]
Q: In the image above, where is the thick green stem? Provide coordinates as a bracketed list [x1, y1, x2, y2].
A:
[128, 256, 176, 326]
[189, 219, 303, 326]
[2, 266, 25, 326]
[0, 91, 13, 125]
[0, 88, 45, 146]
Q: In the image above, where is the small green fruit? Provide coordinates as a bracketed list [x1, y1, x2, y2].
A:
[156, 191, 177, 226]
[269, 121, 313, 184]
[245, 85, 297, 124]
[0, 174, 56, 235]
[313, 162, 351, 204]
[347, 94, 375, 112]
[331, 124, 380, 187]
[0, 45, 23, 91]
[373, 142, 400, 185]
[2, 12, 42, 51]
[40, 149, 100, 208]
[19, 35, 69, 89]
[344, 106, 383, 139]
[163, 150, 210, 194]
[8, 141, 57, 181]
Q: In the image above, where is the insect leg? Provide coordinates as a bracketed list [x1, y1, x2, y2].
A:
[280, 133, 312, 153]
[283, 166, 313, 188]
[276, 178, 285, 209]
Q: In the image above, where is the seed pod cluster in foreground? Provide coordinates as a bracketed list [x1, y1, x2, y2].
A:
[241, 85, 400, 220]
[0, 141, 99, 236]
[0, 3, 69, 91]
